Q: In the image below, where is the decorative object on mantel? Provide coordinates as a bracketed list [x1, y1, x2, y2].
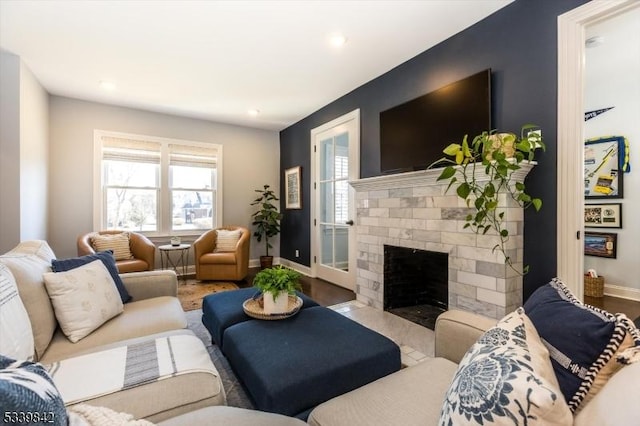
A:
[250, 184, 282, 269]
[433, 125, 545, 274]
[252, 265, 302, 314]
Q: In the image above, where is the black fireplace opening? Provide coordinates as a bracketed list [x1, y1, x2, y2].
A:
[383, 245, 448, 330]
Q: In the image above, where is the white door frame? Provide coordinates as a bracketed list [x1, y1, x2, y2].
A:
[557, 0, 637, 300]
[309, 109, 360, 288]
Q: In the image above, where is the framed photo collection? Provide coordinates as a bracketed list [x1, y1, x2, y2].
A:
[584, 203, 622, 228]
[584, 231, 617, 259]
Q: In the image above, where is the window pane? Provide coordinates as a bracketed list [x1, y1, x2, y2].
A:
[105, 160, 158, 187]
[171, 165, 214, 190]
[172, 190, 214, 231]
[106, 188, 157, 231]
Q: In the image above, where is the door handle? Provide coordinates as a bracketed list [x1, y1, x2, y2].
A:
[346, 220, 354, 226]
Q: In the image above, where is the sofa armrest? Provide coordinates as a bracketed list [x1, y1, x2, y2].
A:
[434, 309, 496, 364]
[120, 270, 178, 301]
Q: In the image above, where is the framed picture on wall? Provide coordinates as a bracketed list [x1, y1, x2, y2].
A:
[285, 166, 302, 209]
[584, 136, 626, 199]
[584, 231, 617, 259]
[584, 203, 622, 228]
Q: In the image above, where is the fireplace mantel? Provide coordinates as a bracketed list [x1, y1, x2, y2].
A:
[349, 162, 535, 320]
[350, 162, 534, 192]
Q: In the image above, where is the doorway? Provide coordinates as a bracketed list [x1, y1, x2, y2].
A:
[557, 0, 638, 300]
[310, 110, 360, 290]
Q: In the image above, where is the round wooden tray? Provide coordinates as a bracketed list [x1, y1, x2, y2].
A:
[242, 295, 302, 320]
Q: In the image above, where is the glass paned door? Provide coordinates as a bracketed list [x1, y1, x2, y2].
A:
[319, 133, 350, 271]
[311, 110, 359, 290]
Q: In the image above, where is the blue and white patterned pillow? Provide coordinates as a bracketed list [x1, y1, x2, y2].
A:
[439, 308, 572, 426]
[0, 355, 67, 425]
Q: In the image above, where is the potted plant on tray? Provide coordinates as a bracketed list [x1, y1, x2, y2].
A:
[433, 125, 545, 274]
[250, 184, 282, 269]
[253, 265, 302, 314]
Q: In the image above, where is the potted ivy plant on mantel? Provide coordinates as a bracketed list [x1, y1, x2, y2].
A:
[253, 265, 301, 314]
[433, 124, 545, 274]
[250, 184, 282, 269]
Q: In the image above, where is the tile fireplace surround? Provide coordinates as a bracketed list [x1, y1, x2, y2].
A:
[350, 164, 534, 320]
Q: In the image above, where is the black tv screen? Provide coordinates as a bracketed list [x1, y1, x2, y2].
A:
[380, 69, 491, 174]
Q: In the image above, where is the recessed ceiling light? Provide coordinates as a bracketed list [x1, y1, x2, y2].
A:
[329, 33, 348, 48]
[100, 80, 117, 91]
[248, 109, 260, 117]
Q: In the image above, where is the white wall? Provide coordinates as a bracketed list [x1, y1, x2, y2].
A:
[48, 96, 280, 260]
[19, 61, 49, 242]
[584, 7, 640, 293]
[0, 52, 49, 253]
[0, 52, 21, 252]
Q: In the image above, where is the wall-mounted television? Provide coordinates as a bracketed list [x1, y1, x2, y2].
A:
[379, 69, 492, 174]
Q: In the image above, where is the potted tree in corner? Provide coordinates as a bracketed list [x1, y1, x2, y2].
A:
[251, 184, 282, 269]
[253, 265, 301, 314]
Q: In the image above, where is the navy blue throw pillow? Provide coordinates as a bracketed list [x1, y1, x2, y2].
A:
[51, 251, 132, 303]
[0, 355, 67, 426]
[524, 278, 636, 412]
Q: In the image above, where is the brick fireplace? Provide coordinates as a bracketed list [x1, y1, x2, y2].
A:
[350, 164, 533, 320]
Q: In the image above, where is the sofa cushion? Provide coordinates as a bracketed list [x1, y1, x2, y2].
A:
[308, 357, 458, 426]
[91, 232, 133, 261]
[0, 355, 67, 425]
[159, 406, 308, 426]
[0, 263, 35, 361]
[40, 296, 187, 363]
[573, 362, 640, 426]
[524, 278, 640, 412]
[43, 260, 124, 343]
[52, 250, 132, 303]
[214, 229, 242, 252]
[0, 240, 58, 360]
[439, 308, 572, 426]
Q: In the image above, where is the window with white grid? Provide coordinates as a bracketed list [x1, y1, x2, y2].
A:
[94, 130, 222, 235]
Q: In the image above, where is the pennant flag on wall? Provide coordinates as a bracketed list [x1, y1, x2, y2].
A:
[585, 107, 615, 121]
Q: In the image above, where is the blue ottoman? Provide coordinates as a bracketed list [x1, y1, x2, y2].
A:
[201, 288, 319, 347]
[222, 306, 401, 419]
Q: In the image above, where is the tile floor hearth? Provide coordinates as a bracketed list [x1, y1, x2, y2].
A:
[329, 300, 433, 367]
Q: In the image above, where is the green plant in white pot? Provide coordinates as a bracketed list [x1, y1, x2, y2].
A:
[253, 265, 302, 314]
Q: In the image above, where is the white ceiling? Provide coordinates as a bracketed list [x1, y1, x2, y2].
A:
[0, 0, 513, 131]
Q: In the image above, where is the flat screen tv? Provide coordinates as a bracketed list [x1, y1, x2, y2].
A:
[379, 69, 492, 174]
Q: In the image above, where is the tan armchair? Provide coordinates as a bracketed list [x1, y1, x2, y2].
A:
[193, 226, 250, 281]
[77, 230, 156, 273]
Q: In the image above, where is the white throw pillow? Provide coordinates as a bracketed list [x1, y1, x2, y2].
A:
[439, 308, 573, 426]
[0, 263, 35, 361]
[214, 229, 242, 252]
[43, 260, 124, 343]
[91, 233, 133, 261]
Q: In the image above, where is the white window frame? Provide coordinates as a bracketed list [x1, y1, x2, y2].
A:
[93, 130, 223, 236]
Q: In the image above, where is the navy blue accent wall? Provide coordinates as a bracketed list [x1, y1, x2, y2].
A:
[279, 0, 588, 300]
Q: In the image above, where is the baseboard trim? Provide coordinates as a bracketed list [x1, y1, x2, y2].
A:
[604, 284, 640, 302]
[278, 259, 312, 276]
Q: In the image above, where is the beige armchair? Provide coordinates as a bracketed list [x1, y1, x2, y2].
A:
[77, 230, 156, 273]
[193, 226, 250, 281]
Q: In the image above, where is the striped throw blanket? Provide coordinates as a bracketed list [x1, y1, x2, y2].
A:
[47, 334, 216, 405]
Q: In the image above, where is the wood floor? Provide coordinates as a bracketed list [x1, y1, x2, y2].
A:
[584, 295, 640, 321]
[239, 268, 640, 321]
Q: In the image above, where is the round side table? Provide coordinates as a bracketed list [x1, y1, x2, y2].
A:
[158, 244, 191, 280]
